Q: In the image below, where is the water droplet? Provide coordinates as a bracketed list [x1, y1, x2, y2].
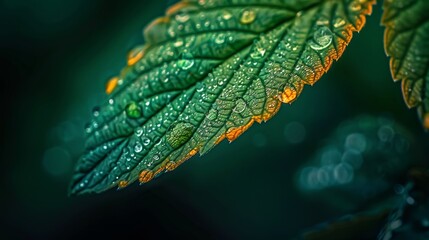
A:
[135, 128, 143, 137]
[240, 9, 256, 24]
[167, 26, 175, 37]
[222, 10, 233, 20]
[92, 106, 100, 117]
[142, 137, 151, 146]
[177, 53, 194, 70]
[233, 98, 246, 113]
[153, 154, 160, 161]
[175, 13, 190, 23]
[196, 82, 205, 92]
[309, 26, 333, 50]
[333, 17, 346, 28]
[218, 78, 226, 86]
[134, 142, 143, 153]
[166, 122, 195, 149]
[214, 33, 226, 44]
[126, 102, 142, 119]
[250, 47, 266, 59]
[174, 39, 184, 47]
[349, 2, 362, 11]
[85, 123, 92, 134]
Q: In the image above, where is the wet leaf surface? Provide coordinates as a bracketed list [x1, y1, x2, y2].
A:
[382, 0, 429, 130]
[70, 0, 375, 195]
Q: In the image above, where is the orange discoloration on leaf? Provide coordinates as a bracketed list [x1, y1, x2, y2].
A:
[165, 161, 178, 172]
[127, 46, 147, 66]
[105, 77, 119, 95]
[118, 180, 129, 188]
[166, 1, 192, 15]
[139, 170, 154, 183]
[146, 17, 170, 29]
[265, 99, 281, 119]
[154, 165, 166, 176]
[279, 87, 298, 104]
[176, 148, 199, 166]
[226, 119, 255, 142]
[214, 134, 226, 145]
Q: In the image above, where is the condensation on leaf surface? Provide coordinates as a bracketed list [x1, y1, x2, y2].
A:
[69, 0, 375, 195]
[382, 0, 429, 130]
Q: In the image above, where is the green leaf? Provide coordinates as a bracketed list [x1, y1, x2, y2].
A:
[69, 0, 375, 195]
[382, 0, 429, 130]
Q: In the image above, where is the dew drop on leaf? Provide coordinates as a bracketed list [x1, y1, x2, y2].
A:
[214, 33, 226, 44]
[174, 39, 184, 47]
[135, 128, 143, 137]
[126, 102, 142, 119]
[175, 13, 190, 23]
[240, 9, 256, 24]
[84, 123, 92, 134]
[250, 47, 266, 59]
[233, 98, 247, 113]
[92, 106, 100, 117]
[177, 53, 195, 70]
[166, 122, 195, 149]
[142, 137, 151, 146]
[222, 10, 233, 20]
[309, 26, 333, 50]
[134, 142, 143, 153]
[168, 26, 175, 37]
[196, 82, 205, 92]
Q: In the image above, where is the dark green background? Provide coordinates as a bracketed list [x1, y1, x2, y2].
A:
[2, 1, 428, 239]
